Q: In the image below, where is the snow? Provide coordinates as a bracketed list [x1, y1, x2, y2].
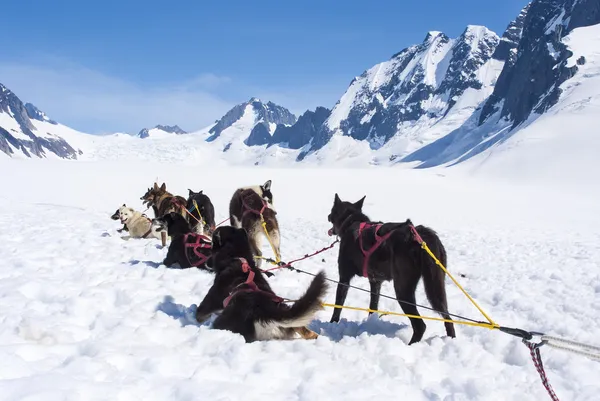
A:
[211, 104, 259, 148]
[425, 31, 443, 40]
[0, 109, 91, 156]
[0, 110, 30, 141]
[326, 75, 364, 131]
[32, 120, 91, 152]
[434, 44, 455, 88]
[420, 35, 454, 87]
[547, 43, 560, 60]
[463, 25, 497, 53]
[0, 158, 598, 400]
[360, 108, 376, 125]
[545, 8, 567, 35]
[142, 127, 173, 138]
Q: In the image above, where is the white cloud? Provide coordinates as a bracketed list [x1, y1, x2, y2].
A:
[0, 60, 235, 134]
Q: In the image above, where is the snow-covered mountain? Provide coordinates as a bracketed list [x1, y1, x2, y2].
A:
[206, 98, 296, 149]
[4, 0, 600, 182]
[0, 83, 85, 159]
[138, 125, 188, 139]
[298, 25, 503, 162]
[403, 0, 600, 173]
[269, 107, 331, 149]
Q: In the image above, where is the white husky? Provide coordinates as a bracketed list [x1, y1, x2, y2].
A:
[119, 206, 161, 239]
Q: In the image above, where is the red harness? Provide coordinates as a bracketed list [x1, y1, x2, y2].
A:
[357, 222, 395, 278]
[241, 192, 268, 219]
[223, 258, 283, 308]
[182, 233, 212, 267]
[357, 222, 424, 278]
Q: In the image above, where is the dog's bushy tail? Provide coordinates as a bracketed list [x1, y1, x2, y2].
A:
[418, 226, 456, 338]
[270, 271, 327, 328]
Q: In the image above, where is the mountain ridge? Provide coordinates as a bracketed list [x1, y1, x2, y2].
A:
[2, 0, 598, 179]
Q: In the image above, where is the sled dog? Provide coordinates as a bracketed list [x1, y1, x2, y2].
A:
[195, 226, 324, 342]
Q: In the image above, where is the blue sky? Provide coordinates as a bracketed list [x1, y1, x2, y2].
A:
[1, 0, 528, 134]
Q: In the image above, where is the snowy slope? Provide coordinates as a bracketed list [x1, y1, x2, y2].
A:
[455, 24, 600, 189]
[403, 2, 600, 189]
[0, 83, 87, 159]
[0, 159, 598, 400]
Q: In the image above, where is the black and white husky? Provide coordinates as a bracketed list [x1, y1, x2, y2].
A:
[228, 180, 280, 268]
[195, 226, 325, 342]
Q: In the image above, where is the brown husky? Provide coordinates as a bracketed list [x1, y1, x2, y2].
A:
[228, 180, 280, 269]
[140, 182, 187, 220]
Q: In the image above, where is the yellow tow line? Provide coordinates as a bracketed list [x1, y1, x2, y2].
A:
[321, 235, 500, 331]
[257, 220, 500, 331]
[261, 218, 282, 264]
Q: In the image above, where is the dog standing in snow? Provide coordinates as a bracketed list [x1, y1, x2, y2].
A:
[327, 193, 456, 345]
[195, 226, 324, 342]
[119, 206, 161, 240]
[228, 180, 280, 268]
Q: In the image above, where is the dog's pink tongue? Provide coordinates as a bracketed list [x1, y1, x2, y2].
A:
[328, 228, 334, 236]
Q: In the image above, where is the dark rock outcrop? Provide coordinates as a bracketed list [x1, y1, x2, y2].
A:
[270, 107, 331, 149]
[206, 98, 296, 143]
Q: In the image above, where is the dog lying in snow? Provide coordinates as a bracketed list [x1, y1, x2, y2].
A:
[111, 205, 128, 233]
[119, 206, 161, 240]
[195, 225, 324, 342]
[152, 212, 212, 270]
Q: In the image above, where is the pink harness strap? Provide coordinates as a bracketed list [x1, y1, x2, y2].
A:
[223, 258, 283, 308]
[182, 233, 212, 267]
[358, 222, 394, 278]
[409, 224, 424, 244]
[241, 192, 267, 219]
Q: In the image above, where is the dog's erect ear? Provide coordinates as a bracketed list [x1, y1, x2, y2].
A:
[122, 203, 126, 206]
[160, 183, 166, 191]
[354, 195, 366, 210]
[263, 180, 271, 191]
[199, 190, 203, 194]
[334, 193, 341, 206]
[188, 189, 194, 196]
[153, 183, 159, 190]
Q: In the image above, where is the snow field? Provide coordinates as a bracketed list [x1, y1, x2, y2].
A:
[0, 160, 599, 400]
